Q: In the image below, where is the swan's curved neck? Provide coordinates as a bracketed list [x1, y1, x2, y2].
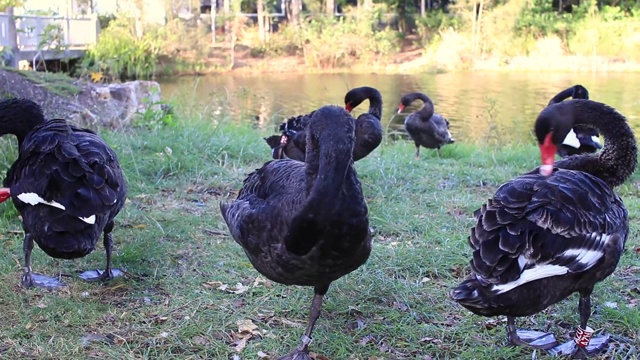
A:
[547, 87, 574, 105]
[366, 95, 383, 120]
[304, 127, 354, 198]
[411, 93, 434, 120]
[553, 100, 637, 187]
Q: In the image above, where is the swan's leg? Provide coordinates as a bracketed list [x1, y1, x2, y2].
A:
[436, 147, 442, 158]
[414, 144, 421, 160]
[79, 225, 124, 281]
[506, 316, 558, 350]
[277, 284, 330, 360]
[21, 233, 66, 289]
[549, 288, 610, 356]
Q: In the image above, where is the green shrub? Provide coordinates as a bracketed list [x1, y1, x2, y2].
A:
[81, 17, 160, 80]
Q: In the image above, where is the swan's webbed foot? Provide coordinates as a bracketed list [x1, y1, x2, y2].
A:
[80, 231, 123, 282]
[79, 268, 124, 282]
[548, 328, 610, 357]
[22, 270, 66, 289]
[508, 329, 559, 350]
[276, 335, 313, 360]
[506, 317, 558, 350]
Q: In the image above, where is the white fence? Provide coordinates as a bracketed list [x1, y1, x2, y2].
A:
[0, 13, 98, 50]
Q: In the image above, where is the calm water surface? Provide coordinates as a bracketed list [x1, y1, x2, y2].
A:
[159, 72, 640, 145]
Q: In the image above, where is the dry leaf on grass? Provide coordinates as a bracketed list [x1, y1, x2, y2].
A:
[232, 335, 250, 353]
[236, 319, 260, 334]
[202, 281, 250, 294]
[309, 352, 329, 360]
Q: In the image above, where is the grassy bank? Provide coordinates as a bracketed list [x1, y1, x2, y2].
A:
[0, 103, 638, 359]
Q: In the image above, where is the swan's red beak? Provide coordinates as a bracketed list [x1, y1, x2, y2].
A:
[397, 104, 405, 114]
[539, 133, 557, 176]
[0, 188, 10, 203]
[345, 102, 353, 113]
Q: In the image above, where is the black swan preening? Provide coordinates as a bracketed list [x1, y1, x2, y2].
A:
[0, 98, 127, 289]
[222, 105, 372, 359]
[548, 84, 602, 157]
[264, 86, 383, 162]
[450, 99, 636, 356]
[397, 92, 455, 159]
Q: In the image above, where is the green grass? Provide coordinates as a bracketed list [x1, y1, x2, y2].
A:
[0, 103, 638, 359]
[4, 68, 81, 97]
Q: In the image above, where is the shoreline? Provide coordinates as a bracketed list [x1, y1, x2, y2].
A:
[175, 52, 640, 77]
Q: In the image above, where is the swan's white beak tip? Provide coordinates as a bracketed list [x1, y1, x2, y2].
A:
[540, 164, 554, 176]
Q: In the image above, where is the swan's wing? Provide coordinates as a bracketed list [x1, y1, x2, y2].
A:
[220, 160, 306, 252]
[279, 111, 314, 133]
[6, 119, 125, 230]
[431, 114, 453, 143]
[470, 170, 627, 295]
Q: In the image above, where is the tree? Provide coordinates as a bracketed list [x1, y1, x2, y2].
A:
[286, 0, 301, 26]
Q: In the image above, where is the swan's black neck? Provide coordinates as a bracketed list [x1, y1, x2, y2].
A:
[365, 92, 383, 120]
[543, 99, 637, 187]
[285, 106, 358, 255]
[404, 92, 435, 121]
[304, 107, 354, 198]
[547, 85, 589, 106]
[345, 86, 383, 120]
[0, 98, 46, 147]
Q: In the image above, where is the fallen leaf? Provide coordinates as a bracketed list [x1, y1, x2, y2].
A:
[392, 301, 409, 312]
[202, 281, 224, 289]
[484, 319, 498, 329]
[232, 333, 250, 352]
[232, 298, 246, 308]
[155, 316, 169, 323]
[237, 319, 259, 334]
[359, 334, 376, 346]
[193, 335, 208, 346]
[80, 333, 112, 347]
[257, 350, 268, 358]
[310, 352, 329, 360]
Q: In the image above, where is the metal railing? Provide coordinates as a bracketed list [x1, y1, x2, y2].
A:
[0, 13, 98, 50]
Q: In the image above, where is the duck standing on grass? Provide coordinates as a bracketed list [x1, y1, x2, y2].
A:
[397, 92, 454, 159]
[450, 99, 636, 356]
[0, 98, 127, 289]
[221, 106, 372, 359]
[264, 86, 383, 162]
[547, 84, 602, 157]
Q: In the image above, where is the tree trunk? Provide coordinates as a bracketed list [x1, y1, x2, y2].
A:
[476, 0, 484, 55]
[421, 0, 426, 16]
[257, 0, 265, 43]
[211, 0, 217, 45]
[224, 0, 231, 41]
[286, 0, 301, 27]
[326, 0, 335, 15]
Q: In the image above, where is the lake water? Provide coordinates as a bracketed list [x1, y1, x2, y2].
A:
[158, 72, 640, 145]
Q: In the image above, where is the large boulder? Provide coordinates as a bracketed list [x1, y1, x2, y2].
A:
[0, 69, 164, 129]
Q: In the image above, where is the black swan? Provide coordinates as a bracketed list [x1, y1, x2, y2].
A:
[0, 98, 127, 289]
[221, 105, 371, 359]
[263, 86, 383, 162]
[397, 92, 455, 159]
[450, 99, 636, 356]
[547, 84, 602, 157]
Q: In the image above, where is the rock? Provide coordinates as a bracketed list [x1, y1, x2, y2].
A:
[0, 69, 164, 129]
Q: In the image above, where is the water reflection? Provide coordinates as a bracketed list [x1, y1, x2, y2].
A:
[159, 72, 640, 145]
